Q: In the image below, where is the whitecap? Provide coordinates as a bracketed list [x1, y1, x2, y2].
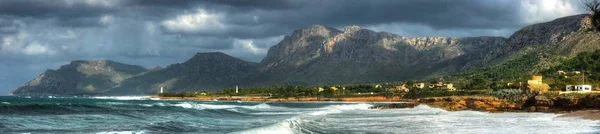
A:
[93, 96, 152, 100]
[229, 119, 297, 134]
[308, 103, 373, 116]
[96, 131, 145, 134]
[172, 102, 275, 110]
[105, 102, 129, 105]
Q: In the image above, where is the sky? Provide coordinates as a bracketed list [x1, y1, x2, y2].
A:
[0, 0, 587, 95]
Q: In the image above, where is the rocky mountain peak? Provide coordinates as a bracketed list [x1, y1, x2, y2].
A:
[13, 14, 600, 96]
[11, 60, 148, 96]
[150, 66, 163, 71]
[291, 24, 341, 38]
[344, 25, 363, 33]
[184, 52, 248, 65]
[509, 14, 591, 46]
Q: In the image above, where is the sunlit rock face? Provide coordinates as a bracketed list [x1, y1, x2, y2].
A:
[251, 15, 595, 86]
[253, 24, 507, 86]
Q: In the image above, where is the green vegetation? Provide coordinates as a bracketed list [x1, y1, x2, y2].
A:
[454, 52, 561, 82]
[403, 89, 491, 99]
[441, 52, 557, 90]
[486, 89, 523, 101]
[159, 83, 405, 98]
[542, 50, 600, 90]
[545, 50, 600, 80]
[160, 50, 600, 100]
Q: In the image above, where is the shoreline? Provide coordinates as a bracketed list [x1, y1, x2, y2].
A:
[152, 95, 600, 121]
[559, 110, 600, 120]
[152, 96, 403, 102]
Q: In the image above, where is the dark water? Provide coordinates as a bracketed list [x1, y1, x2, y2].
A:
[0, 96, 598, 134]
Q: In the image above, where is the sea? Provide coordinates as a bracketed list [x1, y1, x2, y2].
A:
[0, 96, 598, 134]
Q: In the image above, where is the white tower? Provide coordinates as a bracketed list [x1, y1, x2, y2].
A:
[160, 87, 164, 93]
[235, 86, 239, 94]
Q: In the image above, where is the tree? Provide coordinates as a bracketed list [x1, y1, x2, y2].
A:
[466, 78, 491, 89]
[583, 0, 600, 33]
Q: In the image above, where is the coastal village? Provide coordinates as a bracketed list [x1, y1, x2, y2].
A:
[159, 69, 598, 99]
[306, 70, 597, 96]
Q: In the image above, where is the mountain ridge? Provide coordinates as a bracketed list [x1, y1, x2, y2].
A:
[11, 14, 599, 96]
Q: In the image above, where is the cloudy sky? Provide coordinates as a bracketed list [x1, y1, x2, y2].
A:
[0, 0, 586, 95]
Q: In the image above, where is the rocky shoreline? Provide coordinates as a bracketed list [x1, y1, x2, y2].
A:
[369, 95, 600, 120]
[371, 95, 600, 112]
[156, 95, 600, 120]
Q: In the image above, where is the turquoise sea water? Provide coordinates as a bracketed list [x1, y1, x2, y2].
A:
[0, 96, 598, 134]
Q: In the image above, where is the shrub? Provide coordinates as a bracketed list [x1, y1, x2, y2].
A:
[487, 89, 523, 101]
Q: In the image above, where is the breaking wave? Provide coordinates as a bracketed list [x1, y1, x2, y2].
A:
[1, 96, 598, 133]
[92, 96, 153, 100]
[173, 102, 273, 110]
[232, 103, 374, 134]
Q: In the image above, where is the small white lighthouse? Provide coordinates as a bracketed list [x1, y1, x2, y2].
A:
[235, 86, 239, 94]
[160, 87, 164, 93]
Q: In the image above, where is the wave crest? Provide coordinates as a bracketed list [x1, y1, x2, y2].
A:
[173, 102, 273, 110]
[234, 103, 374, 134]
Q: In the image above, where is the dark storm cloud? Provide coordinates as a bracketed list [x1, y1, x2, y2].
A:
[0, 20, 18, 35]
[0, 0, 582, 95]
[125, 0, 300, 10]
[0, 0, 118, 27]
[215, 0, 520, 29]
[0, 0, 116, 18]
[53, 17, 107, 28]
[153, 0, 523, 38]
[0, 0, 522, 38]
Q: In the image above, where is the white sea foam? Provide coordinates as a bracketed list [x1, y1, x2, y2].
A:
[235, 103, 600, 134]
[1, 102, 10, 105]
[93, 96, 152, 100]
[234, 103, 374, 134]
[309, 103, 373, 116]
[105, 102, 129, 105]
[229, 120, 295, 134]
[139, 104, 153, 107]
[96, 131, 145, 134]
[173, 102, 274, 110]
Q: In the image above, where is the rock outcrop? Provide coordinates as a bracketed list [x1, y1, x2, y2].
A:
[369, 102, 420, 109]
[522, 95, 600, 112]
[373, 95, 600, 113]
[418, 96, 520, 112]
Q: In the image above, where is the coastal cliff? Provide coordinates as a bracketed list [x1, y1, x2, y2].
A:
[521, 95, 600, 112]
[417, 96, 521, 112]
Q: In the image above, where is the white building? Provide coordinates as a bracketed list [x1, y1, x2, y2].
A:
[565, 85, 592, 92]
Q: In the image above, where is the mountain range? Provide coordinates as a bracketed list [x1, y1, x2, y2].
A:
[11, 14, 600, 96]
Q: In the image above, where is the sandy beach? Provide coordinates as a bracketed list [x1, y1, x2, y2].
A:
[559, 110, 600, 120]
